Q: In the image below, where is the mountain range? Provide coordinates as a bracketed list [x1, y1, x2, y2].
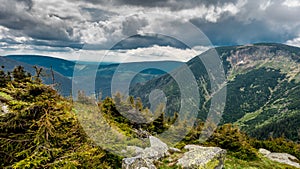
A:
[1, 55, 183, 97]
[130, 43, 300, 142]
[2, 43, 300, 142]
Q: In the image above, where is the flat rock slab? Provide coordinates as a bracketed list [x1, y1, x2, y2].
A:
[258, 148, 271, 156]
[141, 136, 169, 160]
[122, 156, 156, 169]
[122, 136, 169, 169]
[169, 147, 181, 154]
[258, 148, 300, 168]
[266, 153, 300, 168]
[177, 145, 226, 169]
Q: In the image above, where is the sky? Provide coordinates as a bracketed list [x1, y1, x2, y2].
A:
[1, 0, 300, 62]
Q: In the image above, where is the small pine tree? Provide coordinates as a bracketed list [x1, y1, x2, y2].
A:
[12, 66, 31, 82]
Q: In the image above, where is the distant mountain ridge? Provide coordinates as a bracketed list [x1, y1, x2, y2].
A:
[5, 55, 76, 77]
[3, 55, 184, 98]
[0, 56, 72, 96]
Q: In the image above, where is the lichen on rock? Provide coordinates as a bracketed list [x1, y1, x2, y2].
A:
[177, 145, 226, 169]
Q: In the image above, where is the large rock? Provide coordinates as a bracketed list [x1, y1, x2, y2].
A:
[258, 148, 271, 156]
[267, 153, 300, 168]
[122, 136, 169, 169]
[126, 146, 144, 156]
[142, 136, 169, 160]
[169, 147, 181, 154]
[122, 156, 156, 169]
[258, 148, 300, 168]
[177, 145, 226, 169]
[149, 136, 168, 151]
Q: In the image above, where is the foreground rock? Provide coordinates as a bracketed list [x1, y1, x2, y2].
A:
[122, 136, 169, 169]
[0, 102, 9, 115]
[141, 136, 169, 160]
[122, 156, 156, 169]
[177, 145, 226, 169]
[122, 137, 227, 169]
[258, 148, 271, 156]
[259, 148, 300, 168]
[169, 147, 181, 154]
[126, 146, 144, 156]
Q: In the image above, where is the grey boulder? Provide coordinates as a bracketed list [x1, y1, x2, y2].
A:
[258, 148, 300, 168]
[122, 156, 156, 169]
[177, 145, 226, 169]
[142, 136, 169, 160]
[122, 136, 169, 169]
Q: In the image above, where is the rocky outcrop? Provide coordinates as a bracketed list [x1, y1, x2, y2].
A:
[122, 137, 226, 169]
[169, 147, 181, 154]
[122, 156, 156, 169]
[141, 136, 169, 160]
[258, 148, 271, 156]
[122, 136, 169, 169]
[259, 148, 300, 168]
[126, 146, 144, 156]
[177, 145, 226, 169]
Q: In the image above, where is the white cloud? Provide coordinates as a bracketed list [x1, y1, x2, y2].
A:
[286, 35, 300, 47]
[204, 2, 242, 22]
[0, 44, 209, 62]
[282, 0, 300, 7]
[0, 26, 10, 39]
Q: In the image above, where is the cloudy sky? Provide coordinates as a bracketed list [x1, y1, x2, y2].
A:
[1, 0, 300, 62]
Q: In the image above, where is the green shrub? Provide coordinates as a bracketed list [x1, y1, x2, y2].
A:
[205, 124, 258, 160]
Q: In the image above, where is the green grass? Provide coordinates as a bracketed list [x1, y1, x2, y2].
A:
[156, 153, 298, 168]
[225, 155, 297, 169]
[0, 91, 13, 101]
[235, 108, 263, 127]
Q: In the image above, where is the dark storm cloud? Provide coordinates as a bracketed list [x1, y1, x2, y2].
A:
[191, 17, 296, 45]
[0, 0, 80, 44]
[121, 15, 148, 36]
[0, 38, 22, 45]
[80, 7, 117, 22]
[116, 0, 169, 7]
[26, 24, 74, 42]
[0, 2, 33, 30]
[111, 34, 189, 50]
[30, 40, 84, 49]
[119, 0, 238, 8]
[1, 0, 300, 53]
[80, 0, 239, 10]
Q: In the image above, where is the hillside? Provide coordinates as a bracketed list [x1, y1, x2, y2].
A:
[0, 56, 72, 96]
[130, 43, 300, 142]
[1, 67, 299, 168]
[0, 67, 122, 168]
